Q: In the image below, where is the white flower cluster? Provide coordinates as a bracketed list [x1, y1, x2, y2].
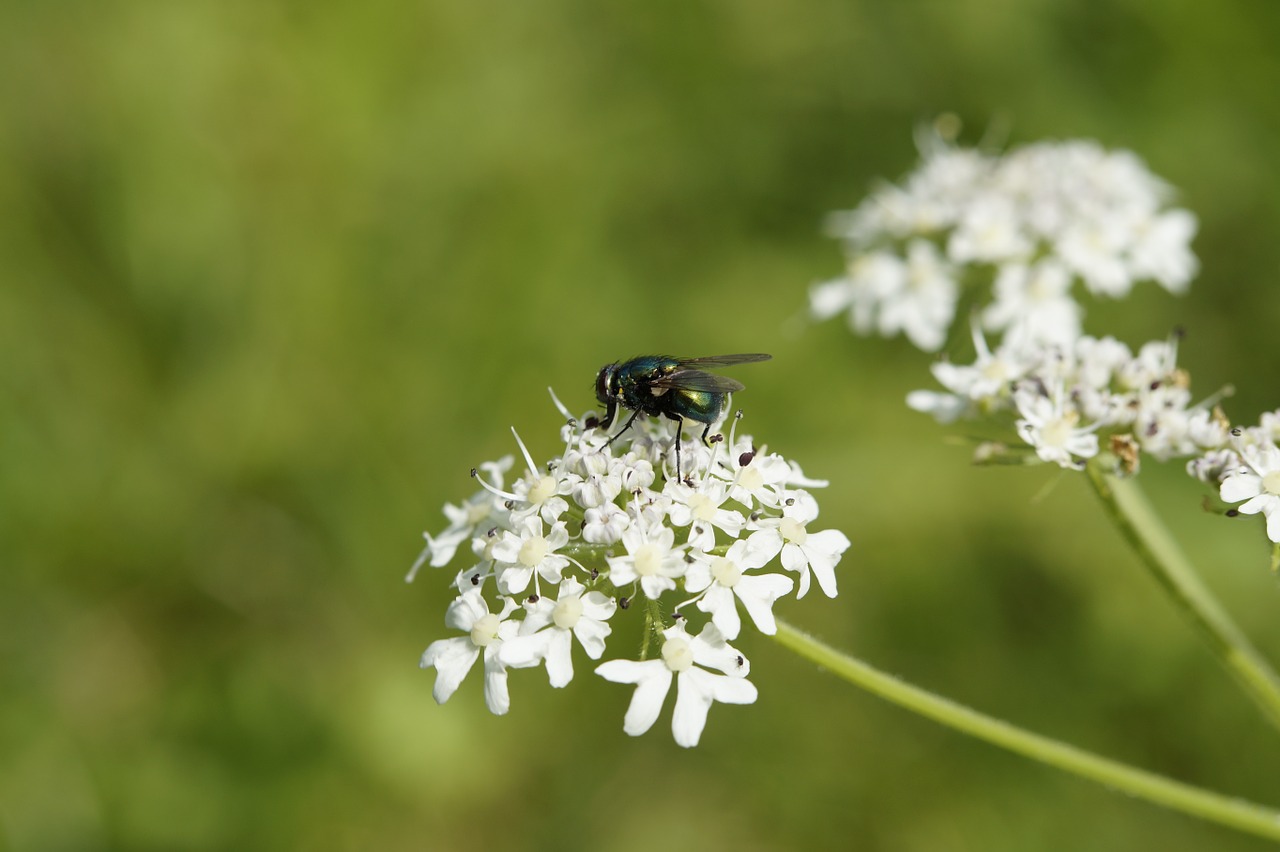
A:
[908, 329, 1228, 471]
[1190, 413, 1280, 544]
[412, 396, 851, 747]
[812, 135, 1198, 352]
[908, 326, 1280, 546]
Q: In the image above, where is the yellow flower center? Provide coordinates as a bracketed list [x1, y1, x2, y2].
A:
[528, 476, 557, 504]
[518, 536, 548, 568]
[661, 636, 694, 672]
[470, 613, 501, 647]
[688, 493, 718, 522]
[553, 595, 583, 629]
[710, 556, 741, 587]
[738, 467, 764, 492]
[779, 517, 807, 545]
[634, 544, 663, 576]
[1040, 412, 1078, 449]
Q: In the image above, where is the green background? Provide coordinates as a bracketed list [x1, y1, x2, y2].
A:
[4, 1, 1280, 849]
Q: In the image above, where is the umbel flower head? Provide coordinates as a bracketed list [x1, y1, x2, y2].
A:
[812, 131, 1198, 352]
[411, 392, 851, 747]
[907, 329, 1229, 472]
[817, 124, 1280, 550]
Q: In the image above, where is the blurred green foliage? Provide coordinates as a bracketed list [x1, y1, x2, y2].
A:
[3, 1, 1280, 849]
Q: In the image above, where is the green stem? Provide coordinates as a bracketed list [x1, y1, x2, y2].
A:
[1084, 460, 1280, 732]
[639, 598, 663, 661]
[772, 620, 1280, 841]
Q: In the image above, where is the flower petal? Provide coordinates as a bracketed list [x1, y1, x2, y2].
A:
[543, 629, 575, 688]
[1220, 473, 1262, 504]
[596, 660, 673, 737]
[421, 637, 479, 705]
[735, 573, 795, 635]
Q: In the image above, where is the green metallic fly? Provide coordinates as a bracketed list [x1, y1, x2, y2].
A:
[593, 353, 772, 481]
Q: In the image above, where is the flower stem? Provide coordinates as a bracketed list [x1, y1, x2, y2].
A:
[1084, 459, 1280, 732]
[772, 620, 1280, 841]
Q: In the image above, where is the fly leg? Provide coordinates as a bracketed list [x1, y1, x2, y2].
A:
[673, 416, 685, 483]
[603, 407, 644, 449]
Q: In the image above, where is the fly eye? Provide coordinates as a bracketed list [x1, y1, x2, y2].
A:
[595, 367, 613, 403]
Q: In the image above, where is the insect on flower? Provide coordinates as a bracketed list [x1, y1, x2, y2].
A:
[593, 354, 772, 482]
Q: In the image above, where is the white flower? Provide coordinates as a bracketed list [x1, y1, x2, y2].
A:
[982, 259, 1082, 348]
[504, 426, 572, 525]
[420, 589, 519, 715]
[509, 470, 570, 526]
[947, 194, 1031, 264]
[835, 250, 908, 337]
[616, 452, 658, 492]
[565, 449, 624, 508]
[1257, 411, 1280, 443]
[607, 523, 688, 599]
[905, 388, 969, 424]
[1073, 336, 1132, 390]
[581, 502, 630, 545]
[595, 622, 756, 748]
[1187, 448, 1241, 484]
[685, 539, 794, 638]
[1118, 339, 1179, 391]
[809, 276, 857, 323]
[877, 239, 958, 352]
[665, 479, 745, 550]
[1186, 409, 1229, 451]
[779, 457, 831, 490]
[716, 441, 794, 509]
[498, 577, 617, 687]
[1055, 211, 1135, 297]
[407, 456, 513, 581]
[1129, 209, 1198, 294]
[901, 141, 989, 231]
[1220, 443, 1280, 543]
[490, 516, 571, 595]
[1131, 383, 1198, 461]
[750, 491, 849, 599]
[909, 324, 1038, 424]
[1014, 380, 1100, 469]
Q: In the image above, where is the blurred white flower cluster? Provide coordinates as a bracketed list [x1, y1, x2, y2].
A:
[822, 129, 1280, 548]
[412, 397, 850, 747]
[812, 135, 1198, 352]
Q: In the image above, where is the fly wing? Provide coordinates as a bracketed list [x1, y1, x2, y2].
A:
[676, 353, 772, 368]
[649, 369, 746, 393]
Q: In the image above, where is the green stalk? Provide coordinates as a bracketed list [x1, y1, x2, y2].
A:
[1084, 459, 1280, 731]
[772, 620, 1280, 841]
